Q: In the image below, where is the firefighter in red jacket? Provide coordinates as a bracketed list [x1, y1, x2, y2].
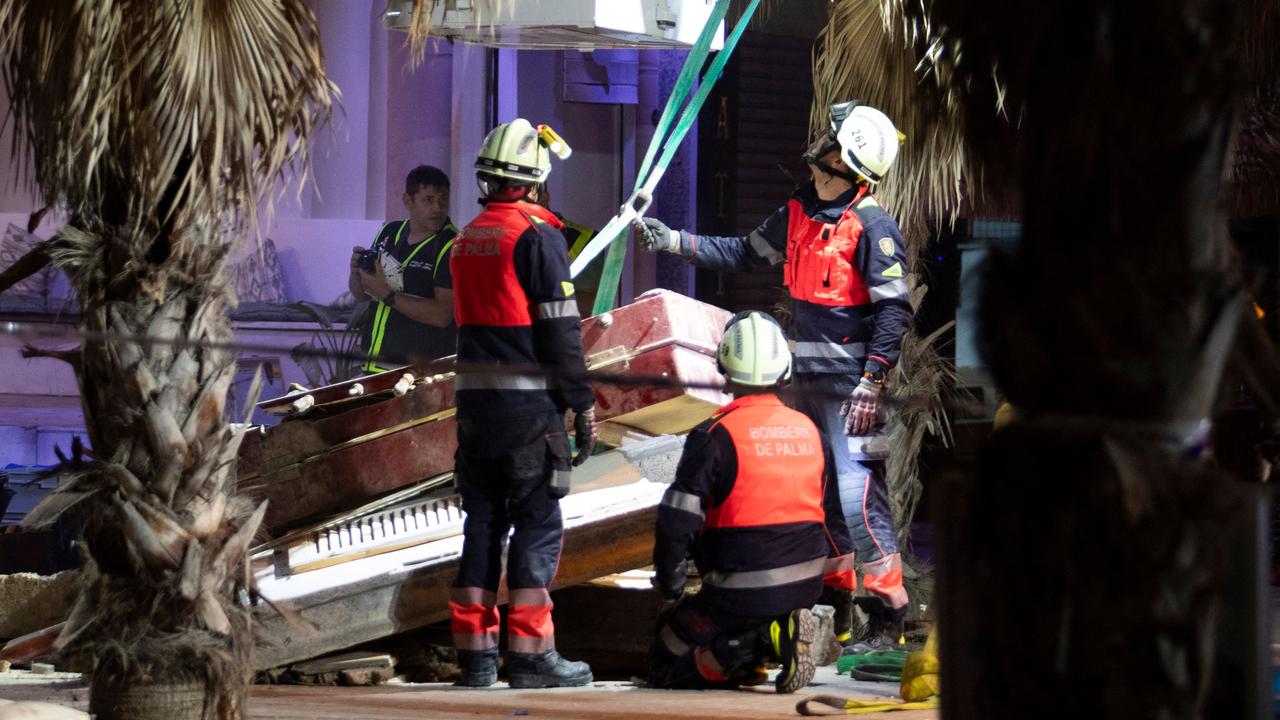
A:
[649, 311, 850, 693]
[637, 103, 911, 654]
[448, 119, 597, 688]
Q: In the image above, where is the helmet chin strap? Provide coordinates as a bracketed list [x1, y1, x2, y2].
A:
[810, 158, 860, 186]
[802, 141, 860, 185]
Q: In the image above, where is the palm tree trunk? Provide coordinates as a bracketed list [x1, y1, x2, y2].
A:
[0, 2, 333, 714]
[931, 0, 1262, 716]
[38, 228, 265, 719]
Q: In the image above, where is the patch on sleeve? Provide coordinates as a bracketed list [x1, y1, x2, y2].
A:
[561, 281, 576, 297]
[878, 237, 896, 256]
[881, 262, 904, 279]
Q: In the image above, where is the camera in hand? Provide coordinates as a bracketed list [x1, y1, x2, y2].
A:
[356, 248, 380, 272]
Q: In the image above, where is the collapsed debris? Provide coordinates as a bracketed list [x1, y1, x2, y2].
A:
[241, 290, 729, 671]
[2, 292, 754, 677]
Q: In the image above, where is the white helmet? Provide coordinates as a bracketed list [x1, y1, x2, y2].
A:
[717, 311, 792, 388]
[836, 106, 901, 184]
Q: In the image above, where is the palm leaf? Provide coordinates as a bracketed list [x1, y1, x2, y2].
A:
[402, 0, 516, 63]
[0, 0, 335, 246]
[810, 0, 989, 231]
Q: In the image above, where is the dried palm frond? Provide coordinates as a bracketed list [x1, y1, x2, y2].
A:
[885, 305, 960, 549]
[401, 0, 516, 63]
[811, 0, 985, 231]
[1239, 0, 1280, 91]
[1228, 91, 1280, 216]
[1229, 0, 1280, 216]
[0, 0, 335, 245]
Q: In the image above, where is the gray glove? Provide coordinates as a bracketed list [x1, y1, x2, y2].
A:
[633, 217, 682, 254]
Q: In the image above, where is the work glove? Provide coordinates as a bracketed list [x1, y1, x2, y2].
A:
[633, 217, 682, 254]
[572, 407, 598, 466]
[840, 377, 883, 436]
[651, 569, 685, 617]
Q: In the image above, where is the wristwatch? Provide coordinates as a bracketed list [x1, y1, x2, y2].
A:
[382, 290, 396, 308]
[863, 360, 887, 384]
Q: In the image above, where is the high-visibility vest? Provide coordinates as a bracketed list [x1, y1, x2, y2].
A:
[452, 202, 563, 328]
[705, 395, 825, 531]
[362, 220, 457, 373]
[783, 186, 872, 307]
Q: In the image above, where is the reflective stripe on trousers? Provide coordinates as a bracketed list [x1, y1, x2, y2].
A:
[449, 586, 500, 651]
[660, 624, 691, 657]
[694, 648, 727, 681]
[823, 553, 856, 591]
[508, 587, 556, 654]
[862, 553, 909, 610]
[790, 373, 905, 607]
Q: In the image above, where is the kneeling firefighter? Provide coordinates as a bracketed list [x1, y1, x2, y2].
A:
[648, 311, 852, 693]
[448, 119, 598, 688]
[636, 103, 913, 654]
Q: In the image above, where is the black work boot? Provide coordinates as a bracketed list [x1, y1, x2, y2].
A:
[455, 649, 498, 687]
[720, 630, 768, 688]
[840, 601, 906, 657]
[506, 650, 593, 688]
[819, 586, 856, 644]
[728, 664, 769, 687]
[767, 607, 816, 694]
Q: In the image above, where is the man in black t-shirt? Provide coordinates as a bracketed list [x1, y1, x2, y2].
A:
[349, 165, 459, 373]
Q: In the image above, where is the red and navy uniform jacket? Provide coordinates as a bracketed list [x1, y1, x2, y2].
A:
[654, 393, 847, 618]
[450, 201, 594, 419]
[680, 183, 912, 377]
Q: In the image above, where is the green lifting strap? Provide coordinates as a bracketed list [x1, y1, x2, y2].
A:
[589, 0, 760, 317]
[634, 0, 730, 191]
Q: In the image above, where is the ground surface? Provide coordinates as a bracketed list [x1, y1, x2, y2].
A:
[0, 665, 937, 719]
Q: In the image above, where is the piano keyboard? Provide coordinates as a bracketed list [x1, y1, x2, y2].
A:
[262, 492, 466, 577]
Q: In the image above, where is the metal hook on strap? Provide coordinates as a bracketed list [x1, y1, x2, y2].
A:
[623, 188, 653, 220]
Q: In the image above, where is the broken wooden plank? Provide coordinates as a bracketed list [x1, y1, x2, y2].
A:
[0, 622, 63, 664]
[292, 651, 394, 675]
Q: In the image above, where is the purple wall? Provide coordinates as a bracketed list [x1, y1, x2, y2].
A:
[0, 2, 700, 471]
